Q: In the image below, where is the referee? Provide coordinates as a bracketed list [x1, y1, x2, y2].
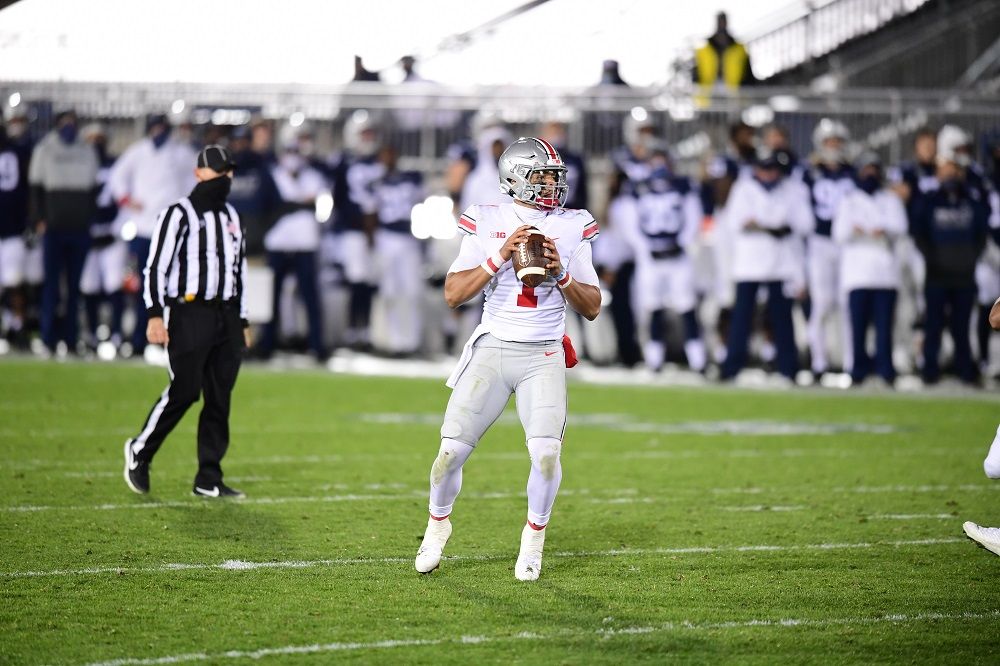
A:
[124, 145, 251, 498]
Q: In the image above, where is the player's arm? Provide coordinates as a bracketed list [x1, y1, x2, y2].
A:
[544, 240, 601, 321]
[444, 225, 536, 308]
[990, 297, 1000, 331]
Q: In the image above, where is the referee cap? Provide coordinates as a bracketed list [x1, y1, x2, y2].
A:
[197, 144, 236, 173]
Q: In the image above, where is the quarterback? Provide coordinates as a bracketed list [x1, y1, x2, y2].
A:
[414, 137, 602, 581]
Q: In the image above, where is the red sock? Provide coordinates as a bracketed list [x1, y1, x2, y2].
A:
[528, 521, 546, 531]
[430, 513, 449, 521]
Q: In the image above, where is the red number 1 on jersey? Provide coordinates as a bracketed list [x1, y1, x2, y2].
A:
[517, 285, 538, 308]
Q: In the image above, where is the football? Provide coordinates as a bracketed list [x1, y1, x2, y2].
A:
[512, 228, 549, 287]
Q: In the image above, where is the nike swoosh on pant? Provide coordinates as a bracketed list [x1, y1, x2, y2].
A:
[544, 351, 558, 356]
[195, 487, 220, 497]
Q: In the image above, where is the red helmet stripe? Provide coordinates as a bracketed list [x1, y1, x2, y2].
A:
[535, 137, 559, 162]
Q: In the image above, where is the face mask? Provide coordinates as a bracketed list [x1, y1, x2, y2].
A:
[201, 174, 232, 199]
[58, 123, 78, 144]
[151, 126, 172, 148]
[754, 173, 780, 191]
[7, 121, 26, 140]
[940, 178, 962, 193]
[280, 153, 304, 172]
[858, 175, 881, 194]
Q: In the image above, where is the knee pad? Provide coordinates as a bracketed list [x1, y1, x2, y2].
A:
[527, 437, 562, 480]
[430, 438, 473, 486]
[984, 458, 1000, 480]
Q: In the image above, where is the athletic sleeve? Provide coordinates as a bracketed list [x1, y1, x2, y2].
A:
[567, 241, 600, 287]
[447, 233, 487, 274]
[457, 205, 478, 236]
[581, 214, 599, 243]
[143, 205, 183, 317]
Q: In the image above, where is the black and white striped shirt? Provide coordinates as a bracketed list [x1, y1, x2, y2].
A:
[143, 197, 247, 320]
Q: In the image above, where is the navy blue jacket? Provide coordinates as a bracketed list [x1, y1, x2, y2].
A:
[912, 183, 989, 287]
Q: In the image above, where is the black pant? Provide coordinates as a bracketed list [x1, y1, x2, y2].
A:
[721, 281, 798, 380]
[848, 288, 896, 384]
[923, 283, 977, 383]
[130, 301, 244, 487]
[41, 230, 90, 350]
[260, 251, 325, 357]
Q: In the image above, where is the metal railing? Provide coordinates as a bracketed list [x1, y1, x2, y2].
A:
[3, 80, 999, 175]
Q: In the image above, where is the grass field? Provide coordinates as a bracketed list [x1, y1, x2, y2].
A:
[1, 357, 999, 665]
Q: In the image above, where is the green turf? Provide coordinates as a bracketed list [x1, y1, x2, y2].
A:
[1, 357, 999, 665]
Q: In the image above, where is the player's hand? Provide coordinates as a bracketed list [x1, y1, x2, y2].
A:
[499, 225, 536, 262]
[147, 317, 169, 346]
[243, 327, 253, 349]
[542, 238, 562, 273]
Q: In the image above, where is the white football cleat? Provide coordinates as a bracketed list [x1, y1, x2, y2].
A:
[963, 521, 1000, 556]
[514, 523, 546, 581]
[415, 517, 452, 573]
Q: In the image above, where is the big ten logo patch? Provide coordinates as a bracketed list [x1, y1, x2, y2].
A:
[490, 231, 507, 239]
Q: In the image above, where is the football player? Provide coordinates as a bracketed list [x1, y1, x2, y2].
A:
[963, 295, 1000, 554]
[79, 123, 126, 353]
[371, 143, 425, 356]
[0, 114, 32, 348]
[804, 118, 857, 379]
[414, 137, 601, 582]
[328, 110, 384, 350]
[619, 145, 706, 372]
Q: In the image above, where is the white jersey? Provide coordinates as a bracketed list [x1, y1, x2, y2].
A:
[449, 203, 600, 342]
[832, 189, 908, 293]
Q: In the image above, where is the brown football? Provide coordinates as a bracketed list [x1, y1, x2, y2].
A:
[513, 229, 548, 287]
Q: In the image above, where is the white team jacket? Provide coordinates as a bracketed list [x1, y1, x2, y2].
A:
[722, 177, 814, 284]
[831, 189, 908, 293]
[108, 138, 198, 239]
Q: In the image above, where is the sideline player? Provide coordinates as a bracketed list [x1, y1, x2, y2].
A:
[963, 295, 1000, 554]
[414, 137, 602, 581]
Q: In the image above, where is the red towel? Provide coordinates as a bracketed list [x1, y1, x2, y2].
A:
[562, 334, 578, 368]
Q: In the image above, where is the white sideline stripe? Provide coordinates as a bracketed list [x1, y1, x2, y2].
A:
[81, 608, 1000, 666]
[3, 538, 965, 579]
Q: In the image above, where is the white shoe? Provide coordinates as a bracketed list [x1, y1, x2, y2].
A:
[514, 523, 546, 581]
[415, 517, 452, 573]
[963, 521, 1000, 556]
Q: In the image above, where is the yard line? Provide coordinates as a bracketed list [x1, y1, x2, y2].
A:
[80, 608, 1000, 666]
[869, 513, 955, 520]
[0, 488, 594, 513]
[2, 538, 966, 579]
[722, 505, 806, 512]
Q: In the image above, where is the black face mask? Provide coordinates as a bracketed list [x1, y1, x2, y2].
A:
[190, 175, 232, 212]
[858, 175, 881, 195]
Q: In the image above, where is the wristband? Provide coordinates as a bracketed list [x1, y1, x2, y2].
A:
[556, 270, 573, 289]
[481, 253, 505, 276]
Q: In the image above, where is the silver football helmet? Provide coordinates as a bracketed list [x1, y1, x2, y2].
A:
[812, 118, 850, 163]
[343, 109, 379, 157]
[497, 137, 569, 210]
[937, 124, 972, 167]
